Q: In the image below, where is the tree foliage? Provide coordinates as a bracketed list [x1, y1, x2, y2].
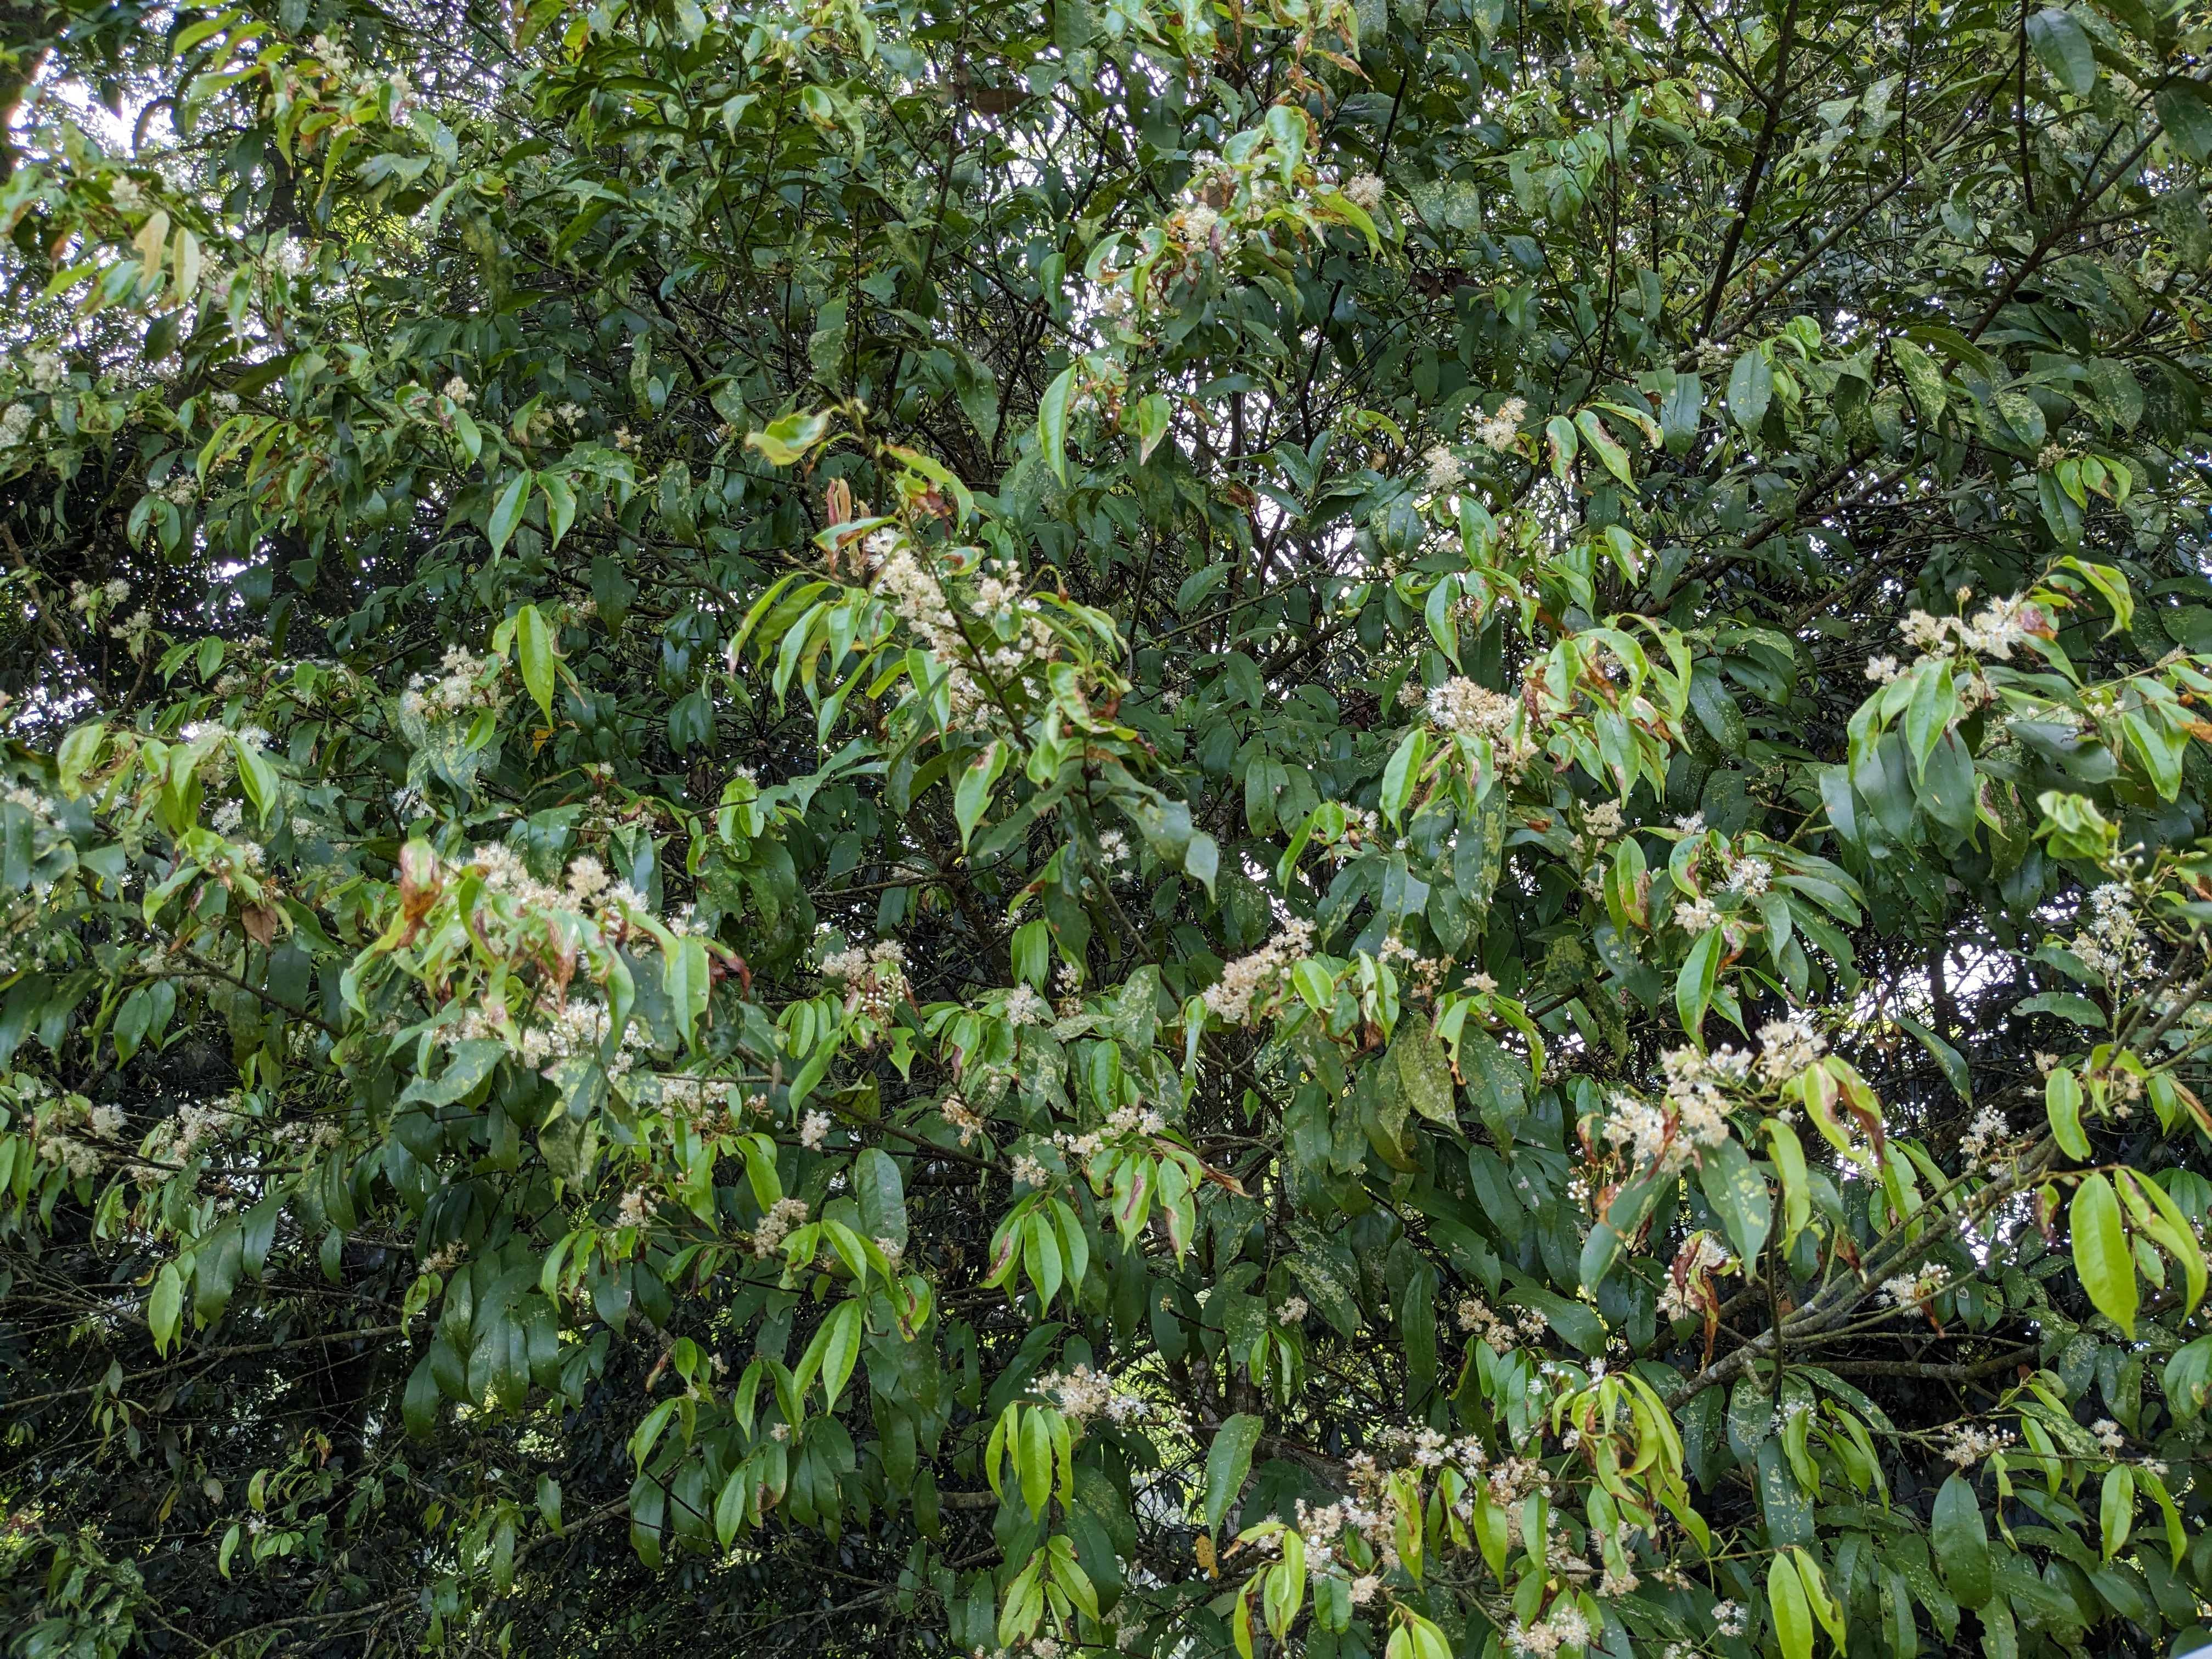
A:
[10, 0, 2212, 1656]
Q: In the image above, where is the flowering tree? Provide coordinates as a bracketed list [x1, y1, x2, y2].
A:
[8, 0, 2212, 1657]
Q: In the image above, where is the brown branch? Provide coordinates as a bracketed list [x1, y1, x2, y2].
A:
[1814, 1344, 2040, 1381]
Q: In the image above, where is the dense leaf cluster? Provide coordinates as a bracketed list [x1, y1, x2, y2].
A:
[9, 0, 2212, 1657]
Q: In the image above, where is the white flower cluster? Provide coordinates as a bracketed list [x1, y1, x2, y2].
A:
[1672, 895, 1719, 933]
[1456, 1295, 1550, 1352]
[400, 645, 509, 720]
[1474, 397, 1528, 452]
[1881, 1268, 1949, 1308]
[1754, 1015, 1825, 1082]
[2072, 883, 2143, 979]
[1002, 984, 1050, 1027]
[1201, 918, 1314, 1025]
[273, 1116, 345, 1155]
[1600, 1092, 1674, 1171]
[111, 606, 154, 658]
[70, 577, 131, 620]
[467, 842, 563, 909]
[864, 531, 1029, 721]
[1423, 677, 1520, 742]
[1343, 172, 1386, 211]
[1658, 1045, 1751, 1146]
[520, 1000, 629, 1071]
[653, 1073, 738, 1125]
[1940, 1423, 2018, 1466]
[822, 938, 909, 1022]
[134, 1097, 244, 1170]
[1009, 1151, 1052, 1187]
[1712, 1600, 1748, 1638]
[1423, 444, 1464, 494]
[0, 403, 32, 448]
[966, 559, 1062, 682]
[1506, 1601, 1591, 1657]
[940, 1091, 983, 1147]
[752, 1197, 810, 1256]
[1724, 853, 1771, 896]
[1377, 935, 1448, 1000]
[1038, 1364, 1143, 1426]
[1957, 1101, 2010, 1165]
[36, 1128, 104, 1179]
[1276, 1296, 1308, 1324]
[2092, 1418, 2126, 1453]
[1872, 592, 2047, 685]
[799, 1109, 831, 1150]
[1096, 827, 1131, 869]
[28, 348, 65, 391]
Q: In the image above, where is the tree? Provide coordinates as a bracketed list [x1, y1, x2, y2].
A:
[5, 0, 2212, 1654]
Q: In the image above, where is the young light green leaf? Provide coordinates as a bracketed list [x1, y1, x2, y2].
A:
[2072, 1172, 2137, 1336]
[1769, 1550, 1814, 1659]
[2046, 1069, 2090, 1160]
[746, 409, 832, 467]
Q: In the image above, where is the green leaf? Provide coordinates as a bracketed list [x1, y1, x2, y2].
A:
[819, 1299, 862, 1414]
[1134, 392, 1171, 462]
[1728, 349, 1773, 432]
[1766, 1119, 1812, 1249]
[1204, 1413, 1263, 1536]
[235, 740, 280, 831]
[2016, 991, 2104, 1028]
[746, 409, 832, 467]
[1699, 1135, 1771, 1266]
[1892, 337, 1947, 422]
[516, 602, 558, 726]
[1391, 1011, 1456, 1126]
[148, 1262, 183, 1356]
[487, 470, 532, 556]
[55, 721, 104, 797]
[1378, 726, 1428, 827]
[1039, 365, 1077, 484]
[1931, 1473, 1993, 1608]
[665, 935, 710, 1048]
[855, 1146, 908, 1252]
[2100, 1463, 2135, 1559]
[2072, 1172, 2137, 1336]
[2046, 1069, 2090, 1160]
[403, 1354, 442, 1437]
[1770, 1550, 1814, 1659]
[953, 740, 1007, 851]
[1574, 408, 1633, 486]
[2159, 81, 2212, 163]
[1675, 925, 1723, 1040]
[1544, 413, 1578, 478]
[539, 472, 577, 548]
[2027, 8, 2095, 94]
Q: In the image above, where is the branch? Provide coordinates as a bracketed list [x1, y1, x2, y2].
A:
[1813, 1344, 2040, 1382]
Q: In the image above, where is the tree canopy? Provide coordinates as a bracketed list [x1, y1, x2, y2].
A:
[10, 0, 2212, 1656]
